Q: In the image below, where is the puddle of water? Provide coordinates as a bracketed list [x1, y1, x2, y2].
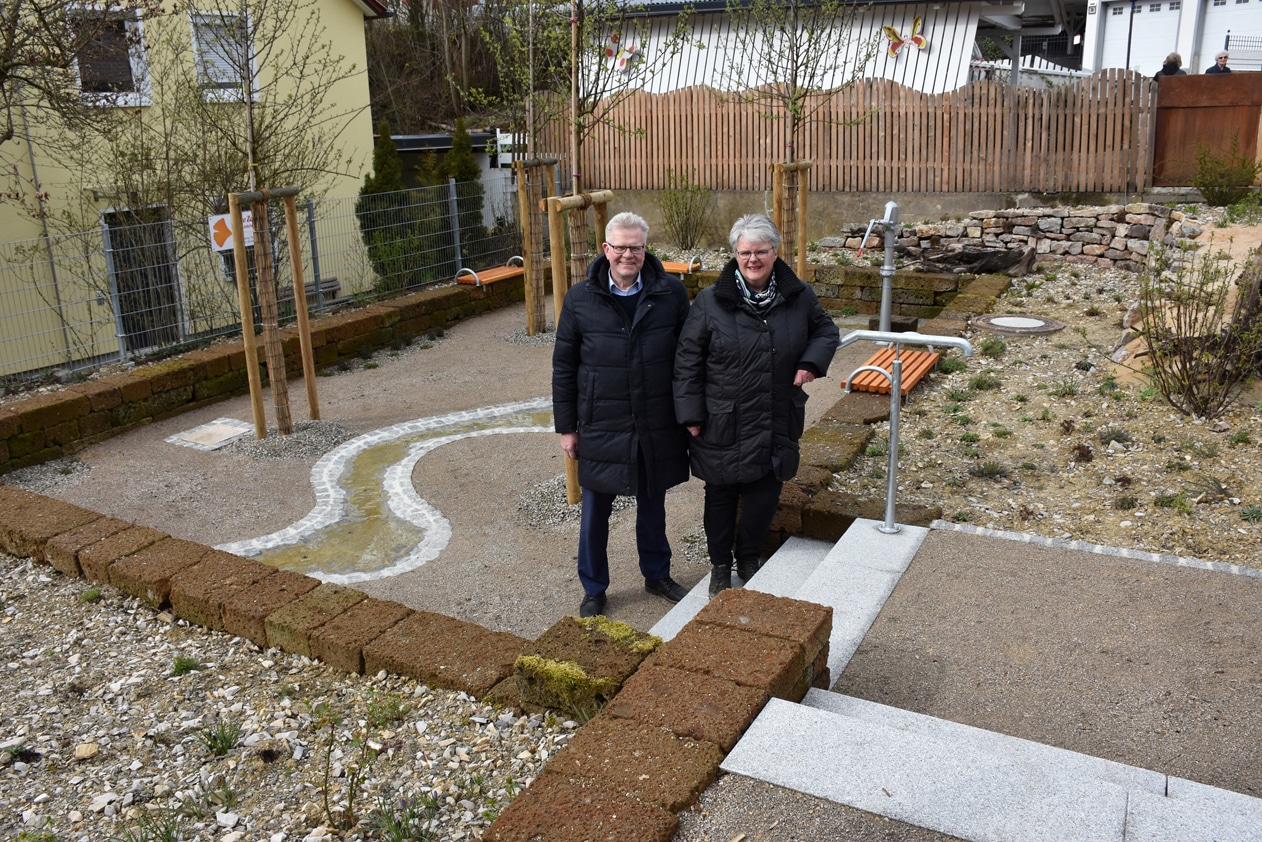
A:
[218, 399, 553, 583]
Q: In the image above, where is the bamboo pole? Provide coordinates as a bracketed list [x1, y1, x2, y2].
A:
[251, 200, 292, 436]
[282, 195, 319, 421]
[228, 193, 266, 439]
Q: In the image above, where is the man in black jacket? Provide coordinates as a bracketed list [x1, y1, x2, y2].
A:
[552, 212, 692, 618]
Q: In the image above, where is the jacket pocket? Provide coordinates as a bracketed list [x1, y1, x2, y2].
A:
[789, 387, 808, 441]
[703, 397, 737, 447]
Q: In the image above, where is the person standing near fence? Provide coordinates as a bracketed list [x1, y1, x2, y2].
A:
[552, 212, 693, 618]
[1154, 53, 1186, 80]
[673, 214, 839, 597]
[1205, 51, 1232, 74]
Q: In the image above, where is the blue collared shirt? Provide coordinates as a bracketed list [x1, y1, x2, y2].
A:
[609, 273, 642, 296]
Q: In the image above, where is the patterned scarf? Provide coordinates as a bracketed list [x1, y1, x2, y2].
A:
[735, 268, 778, 313]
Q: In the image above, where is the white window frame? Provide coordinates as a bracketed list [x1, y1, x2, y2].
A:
[71, 5, 151, 107]
[189, 11, 253, 103]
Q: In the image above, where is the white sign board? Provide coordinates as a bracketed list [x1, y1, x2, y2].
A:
[208, 211, 254, 252]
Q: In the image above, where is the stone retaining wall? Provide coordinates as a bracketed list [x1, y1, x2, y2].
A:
[821, 202, 1206, 271]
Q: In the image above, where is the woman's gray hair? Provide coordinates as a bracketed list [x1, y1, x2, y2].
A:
[1165, 52, 1181, 66]
[728, 214, 782, 252]
[606, 212, 649, 243]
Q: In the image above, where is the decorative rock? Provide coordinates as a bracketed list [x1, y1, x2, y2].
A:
[74, 743, 99, 761]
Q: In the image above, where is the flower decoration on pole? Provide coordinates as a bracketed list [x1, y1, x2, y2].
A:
[605, 32, 641, 72]
[883, 16, 928, 58]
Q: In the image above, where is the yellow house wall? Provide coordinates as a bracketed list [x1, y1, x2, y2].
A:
[0, 0, 375, 379]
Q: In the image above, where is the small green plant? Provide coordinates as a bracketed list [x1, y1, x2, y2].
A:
[992, 428, 1012, 439]
[968, 460, 1009, 479]
[1020, 461, 1038, 471]
[968, 373, 1001, 391]
[1012, 393, 1028, 403]
[117, 809, 181, 842]
[959, 432, 980, 443]
[171, 656, 203, 676]
[357, 346, 373, 360]
[1085, 304, 1103, 317]
[1098, 428, 1133, 445]
[366, 692, 410, 728]
[944, 403, 962, 415]
[837, 305, 859, 316]
[336, 359, 352, 372]
[979, 337, 1007, 358]
[916, 428, 935, 440]
[1049, 379, 1078, 398]
[1152, 433, 1167, 444]
[1154, 492, 1194, 514]
[197, 719, 243, 757]
[953, 415, 973, 426]
[865, 443, 885, 458]
[945, 387, 976, 403]
[1114, 495, 1138, 510]
[938, 356, 968, 374]
[1193, 135, 1262, 207]
[1228, 430, 1252, 446]
[1039, 408, 1053, 421]
[1242, 505, 1262, 524]
[315, 703, 380, 831]
[950, 511, 969, 522]
[78, 587, 102, 604]
[1165, 458, 1192, 473]
[945, 476, 966, 488]
[370, 789, 441, 842]
[364, 362, 379, 370]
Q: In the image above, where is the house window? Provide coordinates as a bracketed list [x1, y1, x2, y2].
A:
[71, 9, 149, 106]
[1133, 5, 1141, 11]
[1149, 3, 1161, 11]
[1111, 5, 1123, 14]
[190, 12, 249, 100]
[1168, 0, 1180, 7]
[1212, 0, 1225, 6]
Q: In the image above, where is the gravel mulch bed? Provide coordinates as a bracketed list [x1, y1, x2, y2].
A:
[0, 556, 572, 842]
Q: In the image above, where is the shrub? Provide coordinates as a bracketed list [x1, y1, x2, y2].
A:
[1139, 247, 1262, 419]
[938, 356, 968, 374]
[968, 373, 1001, 391]
[979, 337, 1007, 358]
[1098, 427, 1133, 445]
[656, 168, 716, 251]
[1193, 135, 1262, 207]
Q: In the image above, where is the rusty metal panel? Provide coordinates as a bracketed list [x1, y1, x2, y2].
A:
[1154, 75, 1262, 186]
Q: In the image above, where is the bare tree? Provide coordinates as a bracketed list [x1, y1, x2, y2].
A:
[721, 0, 879, 162]
[0, 1, 165, 148]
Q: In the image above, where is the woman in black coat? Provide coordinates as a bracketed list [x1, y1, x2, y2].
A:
[674, 214, 839, 596]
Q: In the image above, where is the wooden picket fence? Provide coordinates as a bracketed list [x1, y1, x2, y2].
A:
[540, 69, 1157, 194]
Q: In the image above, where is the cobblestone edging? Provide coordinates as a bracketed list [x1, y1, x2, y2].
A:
[0, 482, 831, 842]
[820, 202, 1206, 271]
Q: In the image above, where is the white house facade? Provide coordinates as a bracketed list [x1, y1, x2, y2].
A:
[1082, 0, 1262, 76]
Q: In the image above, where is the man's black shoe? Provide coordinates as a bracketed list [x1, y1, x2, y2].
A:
[579, 592, 607, 618]
[644, 577, 688, 603]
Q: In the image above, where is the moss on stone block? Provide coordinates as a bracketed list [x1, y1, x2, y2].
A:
[514, 654, 621, 719]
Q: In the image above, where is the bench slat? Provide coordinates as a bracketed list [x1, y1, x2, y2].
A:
[456, 265, 525, 286]
[848, 348, 942, 396]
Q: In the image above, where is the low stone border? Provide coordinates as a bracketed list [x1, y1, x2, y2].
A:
[0, 482, 831, 841]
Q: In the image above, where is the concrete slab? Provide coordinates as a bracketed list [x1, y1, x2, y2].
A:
[797, 518, 927, 675]
[723, 698, 1130, 842]
[746, 536, 833, 598]
[802, 689, 1166, 796]
[1124, 782, 1262, 842]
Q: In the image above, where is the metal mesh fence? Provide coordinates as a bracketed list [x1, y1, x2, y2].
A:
[0, 177, 521, 389]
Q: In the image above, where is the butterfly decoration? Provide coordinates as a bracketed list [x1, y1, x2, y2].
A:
[883, 16, 928, 59]
[605, 33, 641, 72]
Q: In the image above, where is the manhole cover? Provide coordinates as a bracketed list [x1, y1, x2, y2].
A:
[971, 314, 1066, 336]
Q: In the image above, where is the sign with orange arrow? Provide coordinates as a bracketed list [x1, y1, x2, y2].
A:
[208, 211, 254, 252]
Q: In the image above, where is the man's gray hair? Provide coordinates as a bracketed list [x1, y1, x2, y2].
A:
[606, 212, 649, 243]
[729, 214, 782, 252]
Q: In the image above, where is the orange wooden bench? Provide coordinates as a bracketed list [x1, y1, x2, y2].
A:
[661, 257, 702, 279]
[847, 347, 942, 397]
[455, 255, 525, 287]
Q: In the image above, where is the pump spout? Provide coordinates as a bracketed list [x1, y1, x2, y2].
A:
[838, 329, 975, 357]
